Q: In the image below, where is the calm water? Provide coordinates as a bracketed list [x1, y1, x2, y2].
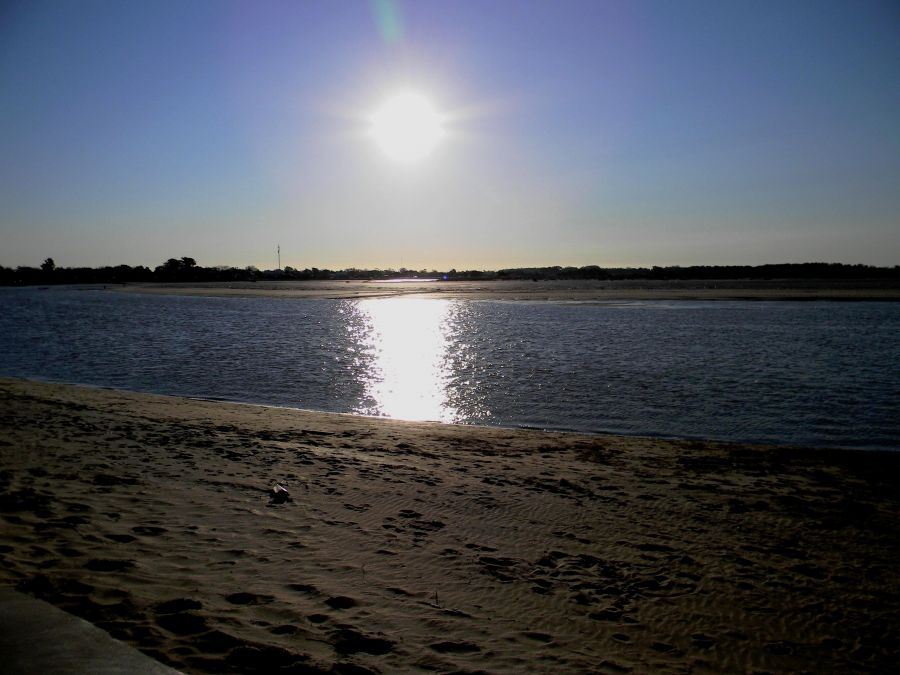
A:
[1, 288, 898, 450]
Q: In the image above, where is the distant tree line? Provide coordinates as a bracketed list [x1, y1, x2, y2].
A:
[1, 258, 898, 286]
[495, 262, 900, 281]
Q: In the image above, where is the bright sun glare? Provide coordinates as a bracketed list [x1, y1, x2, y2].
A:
[369, 91, 445, 162]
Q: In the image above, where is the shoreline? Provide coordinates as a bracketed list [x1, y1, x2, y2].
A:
[11, 376, 887, 452]
[2, 377, 898, 672]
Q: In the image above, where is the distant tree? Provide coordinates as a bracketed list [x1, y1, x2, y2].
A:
[154, 258, 183, 281]
[3, 259, 899, 287]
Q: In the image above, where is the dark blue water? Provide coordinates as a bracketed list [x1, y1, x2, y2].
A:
[1, 287, 898, 450]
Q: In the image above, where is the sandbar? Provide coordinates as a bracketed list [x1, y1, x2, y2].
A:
[115, 278, 900, 302]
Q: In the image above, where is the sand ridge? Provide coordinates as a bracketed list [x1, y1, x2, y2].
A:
[114, 278, 900, 302]
[1, 378, 899, 673]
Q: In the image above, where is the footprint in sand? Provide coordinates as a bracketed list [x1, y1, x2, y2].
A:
[331, 628, 394, 655]
[92, 473, 139, 487]
[104, 534, 137, 543]
[429, 640, 481, 654]
[131, 525, 167, 536]
[225, 592, 274, 605]
[65, 502, 92, 513]
[155, 611, 210, 636]
[287, 583, 318, 594]
[154, 598, 203, 613]
[464, 543, 498, 553]
[522, 631, 553, 643]
[691, 633, 716, 649]
[325, 595, 357, 610]
[477, 555, 520, 583]
[84, 558, 134, 572]
[270, 624, 299, 635]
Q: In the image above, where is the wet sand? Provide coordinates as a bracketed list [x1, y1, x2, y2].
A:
[117, 278, 900, 302]
[1, 378, 898, 673]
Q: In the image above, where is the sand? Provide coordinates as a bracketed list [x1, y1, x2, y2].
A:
[1, 377, 898, 673]
[116, 278, 900, 302]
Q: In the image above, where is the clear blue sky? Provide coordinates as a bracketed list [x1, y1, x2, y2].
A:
[2, 0, 898, 270]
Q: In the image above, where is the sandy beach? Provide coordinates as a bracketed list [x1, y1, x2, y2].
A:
[116, 278, 900, 302]
[1, 378, 898, 673]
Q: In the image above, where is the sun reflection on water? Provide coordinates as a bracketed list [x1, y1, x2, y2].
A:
[355, 298, 457, 422]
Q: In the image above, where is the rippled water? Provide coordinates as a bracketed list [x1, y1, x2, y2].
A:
[1, 288, 898, 450]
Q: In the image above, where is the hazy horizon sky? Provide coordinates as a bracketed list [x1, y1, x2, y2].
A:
[2, 0, 898, 271]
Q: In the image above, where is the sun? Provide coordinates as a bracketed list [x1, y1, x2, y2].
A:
[369, 91, 445, 162]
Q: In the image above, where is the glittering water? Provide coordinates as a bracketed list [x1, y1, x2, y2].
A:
[1, 288, 898, 450]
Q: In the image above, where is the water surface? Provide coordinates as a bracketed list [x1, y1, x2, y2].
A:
[1, 288, 897, 450]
